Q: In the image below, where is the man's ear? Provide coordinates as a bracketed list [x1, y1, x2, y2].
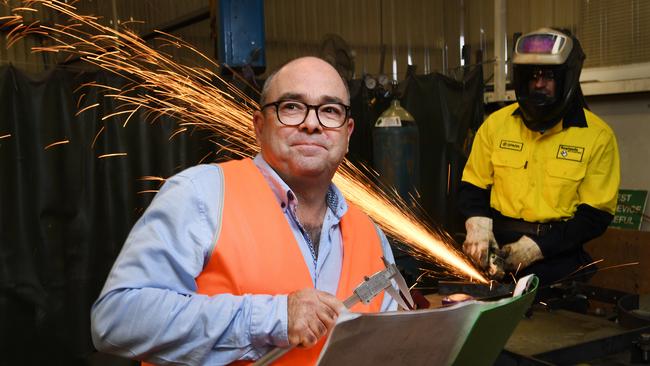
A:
[345, 117, 355, 153]
[252, 110, 264, 145]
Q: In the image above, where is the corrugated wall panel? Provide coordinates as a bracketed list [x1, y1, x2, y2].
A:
[263, 0, 459, 80]
[1, 1, 649, 81]
[580, 0, 650, 68]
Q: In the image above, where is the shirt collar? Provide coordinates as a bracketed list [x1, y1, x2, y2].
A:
[252, 154, 347, 219]
[511, 100, 588, 129]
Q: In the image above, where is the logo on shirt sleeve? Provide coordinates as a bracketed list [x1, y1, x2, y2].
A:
[499, 140, 523, 151]
[557, 145, 585, 162]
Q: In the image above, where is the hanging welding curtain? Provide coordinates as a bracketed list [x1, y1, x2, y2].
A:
[0, 65, 213, 365]
[401, 67, 484, 236]
[347, 80, 392, 167]
[348, 67, 484, 236]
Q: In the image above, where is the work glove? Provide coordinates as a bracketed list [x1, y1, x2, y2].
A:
[501, 235, 543, 273]
[486, 249, 506, 281]
[462, 216, 498, 269]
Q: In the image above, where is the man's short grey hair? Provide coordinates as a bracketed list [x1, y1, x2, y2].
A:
[258, 56, 351, 106]
[259, 68, 280, 106]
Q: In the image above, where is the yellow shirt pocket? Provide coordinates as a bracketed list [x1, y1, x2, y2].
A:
[491, 151, 527, 216]
[543, 159, 587, 215]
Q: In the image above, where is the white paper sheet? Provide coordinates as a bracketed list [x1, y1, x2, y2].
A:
[316, 275, 537, 366]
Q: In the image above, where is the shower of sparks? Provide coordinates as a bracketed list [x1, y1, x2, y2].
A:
[44, 139, 69, 149]
[2, 0, 488, 283]
[97, 152, 127, 159]
[335, 161, 486, 280]
[557, 259, 639, 284]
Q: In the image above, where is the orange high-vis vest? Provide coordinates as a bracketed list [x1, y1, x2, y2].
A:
[142, 158, 385, 366]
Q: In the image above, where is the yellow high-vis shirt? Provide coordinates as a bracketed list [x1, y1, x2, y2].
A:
[462, 103, 620, 223]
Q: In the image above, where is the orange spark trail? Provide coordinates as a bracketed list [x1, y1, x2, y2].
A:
[598, 262, 639, 271]
[97, 152, 127, 159]
[558, 259, 638, 284]
[169, 127, 188, 141]
[91, 126, 104, 148]
[44, 139, 69, 149]
[335, 161, 486, 280]
[138, 176, 165, 182]
[3, 0, 487, 282]
[75, 102, 99, 116]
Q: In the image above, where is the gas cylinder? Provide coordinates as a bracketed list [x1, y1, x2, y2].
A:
[372, 99, 420, 203]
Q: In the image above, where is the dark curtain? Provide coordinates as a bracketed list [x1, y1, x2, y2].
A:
[348, 67, 484, 239]
[347, 68, 483, 282]
[401, 66, 484, 237]
[0, 65, 213, 365]
[347, 80, 392, 167]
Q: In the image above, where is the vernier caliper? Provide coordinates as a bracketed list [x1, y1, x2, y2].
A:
[253, 257, 414, 366]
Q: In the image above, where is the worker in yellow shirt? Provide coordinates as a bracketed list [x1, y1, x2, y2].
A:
[459, 28, 620, 288]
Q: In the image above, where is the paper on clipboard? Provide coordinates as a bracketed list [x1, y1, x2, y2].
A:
[316, 275, 538, 366]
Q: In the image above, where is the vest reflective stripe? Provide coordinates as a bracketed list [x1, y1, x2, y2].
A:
[198, 158, 384, 365]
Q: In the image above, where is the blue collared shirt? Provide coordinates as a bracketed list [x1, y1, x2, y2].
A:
[91, 155, 397, 365]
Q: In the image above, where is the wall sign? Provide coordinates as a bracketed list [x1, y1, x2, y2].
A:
[610, 189, 648, 230]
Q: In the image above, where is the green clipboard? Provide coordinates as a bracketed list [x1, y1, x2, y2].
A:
[452, 276, 539, 365]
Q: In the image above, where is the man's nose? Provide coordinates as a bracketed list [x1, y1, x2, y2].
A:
[299, 107, 322, 132]
[534, 77, 547, 88]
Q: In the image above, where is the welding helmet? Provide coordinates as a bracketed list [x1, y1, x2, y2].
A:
[512, 28, 585, 131]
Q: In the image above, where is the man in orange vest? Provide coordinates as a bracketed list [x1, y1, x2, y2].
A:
[91, 56, 398, 365]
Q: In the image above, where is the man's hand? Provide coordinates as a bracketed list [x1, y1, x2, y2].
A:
[462, 216, 498, 269]
[502, 235, 543, 272]
[287, 288, 344, 348]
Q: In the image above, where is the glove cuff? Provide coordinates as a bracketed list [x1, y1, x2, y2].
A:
[465, 216, 493, 232]
[520, 235, 544, 261]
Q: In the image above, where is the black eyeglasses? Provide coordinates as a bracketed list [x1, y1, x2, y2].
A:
[261, 100, 351, 128]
